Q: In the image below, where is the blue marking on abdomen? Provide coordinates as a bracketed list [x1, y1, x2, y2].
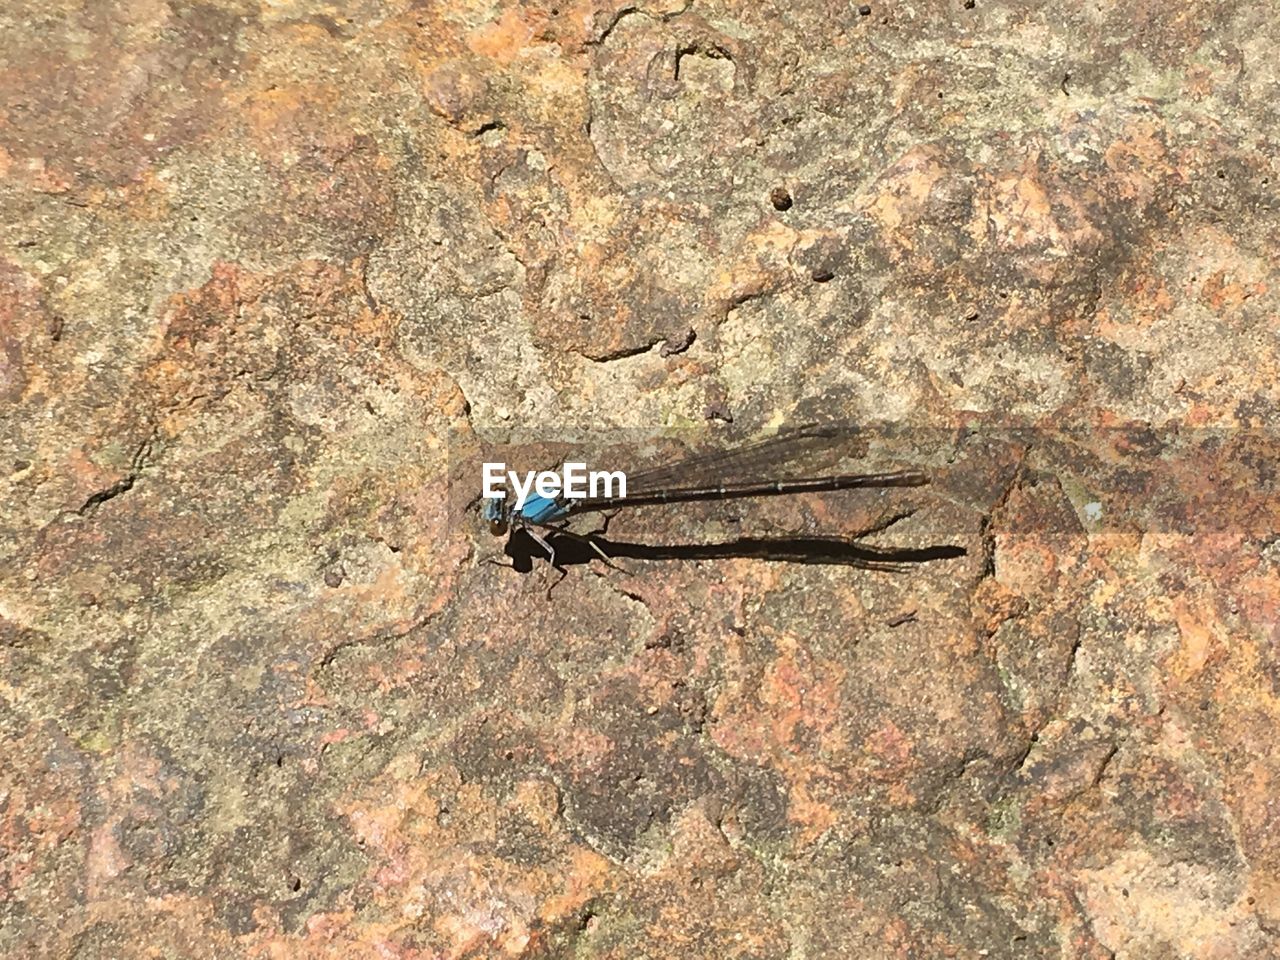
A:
[518, 495, 569, 524]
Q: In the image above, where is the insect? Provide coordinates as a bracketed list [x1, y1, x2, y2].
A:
[480, 425, 929, 570]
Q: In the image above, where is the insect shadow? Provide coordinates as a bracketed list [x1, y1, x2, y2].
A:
[501, 526, 967, 580]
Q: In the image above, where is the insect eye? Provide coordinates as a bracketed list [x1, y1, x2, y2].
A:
[488, 519, 508, 536]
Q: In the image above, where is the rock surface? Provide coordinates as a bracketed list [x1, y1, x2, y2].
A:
[2, 1, 1278, 957]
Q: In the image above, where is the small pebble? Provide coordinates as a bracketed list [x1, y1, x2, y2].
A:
[858, 4, 871, 15]
[660, 328, 696, 357]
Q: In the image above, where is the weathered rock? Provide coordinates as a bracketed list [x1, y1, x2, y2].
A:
[2, 0, 1278, 957]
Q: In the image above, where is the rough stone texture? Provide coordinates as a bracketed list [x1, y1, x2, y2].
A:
[2, 1, 1278, 958]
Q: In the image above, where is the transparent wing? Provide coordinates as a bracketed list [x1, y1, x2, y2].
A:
[618, 424, 864, 496]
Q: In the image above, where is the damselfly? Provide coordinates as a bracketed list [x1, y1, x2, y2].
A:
[480, 425, 929, 569]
